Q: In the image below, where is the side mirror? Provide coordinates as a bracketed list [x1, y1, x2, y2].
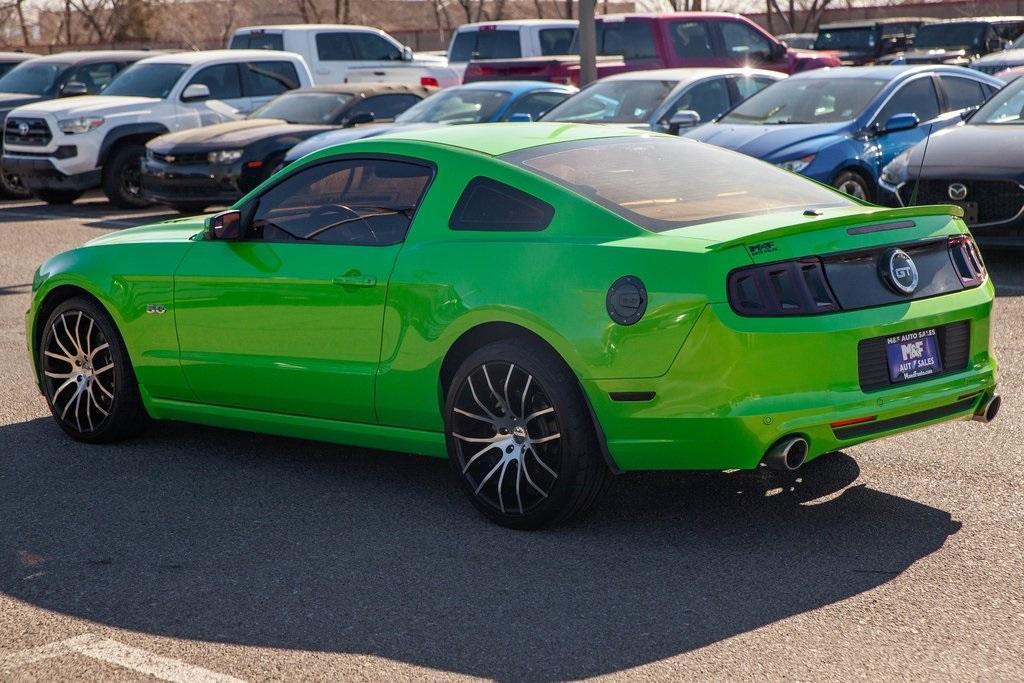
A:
[880, 112, 919, 134]
[345, 111, 375, 127]
[771, 42, 788, 60]
[401, 45, 414, 62]
[207, 210, 242, 240]
[667, 110, 701, 135]
[60, 81, 89, 97]
[181, 83, 211, 102]
[507, 112, 533, 122]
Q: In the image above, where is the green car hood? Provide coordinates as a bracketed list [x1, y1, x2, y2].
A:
[85, 216, 206, 247]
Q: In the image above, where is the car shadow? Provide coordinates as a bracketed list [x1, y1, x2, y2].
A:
[0, 200, 182, 229]
[0, 418, 960, 680]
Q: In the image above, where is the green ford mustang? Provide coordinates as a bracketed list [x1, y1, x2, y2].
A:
[26, 123, 1000, 528]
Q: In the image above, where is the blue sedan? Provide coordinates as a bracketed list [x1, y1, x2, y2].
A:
[683, 65, 1002, 201]
[283, 81, 576, 165]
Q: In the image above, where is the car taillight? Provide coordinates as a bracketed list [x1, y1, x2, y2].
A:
[948, 234, 986, 288]
[420, 76, 440, 87]
[728, 258, 840, 317]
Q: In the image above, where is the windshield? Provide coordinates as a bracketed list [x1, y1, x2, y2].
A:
[250, 92, 353, 123]
[396, 89, 510, 124]
[721, 77, 888, 125]
[543, 79, 674, 123]
[504, 136, 853, 231]
[0, 62, 67, 96]
[913, 23, 985, 50]
[103, 63, 187, 98]
[815, 27, 877, 50]
[971, 78, 1024, 124]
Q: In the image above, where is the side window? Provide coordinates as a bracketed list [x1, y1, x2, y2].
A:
[244, 61, 300, 97]
[939, 76, 985, 112]
[539, 28, 574, 55]
[734, 75, 777, 101]
[664, 78, 730, 123]
[186, 64, 243, 100]
[346, 94, 421, 121]
[250, 159, 433, 245]
[720, 21, 774, 61]
[63, 62, 120, 93]
[316, 33, 356, 61]
[669, 21, 715, 59]
[450, 177, 554, 232]
[503, 91, 569, 121]
[597, 21, 657, 59]
[351, 32, 402, 61]
[875, 77, 940, 126]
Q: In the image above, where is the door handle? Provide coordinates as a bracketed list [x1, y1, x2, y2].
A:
[333, 274, 377, 287]
[373, 71, 386, 76]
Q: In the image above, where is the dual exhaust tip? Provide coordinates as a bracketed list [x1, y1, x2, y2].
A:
[973, 394, 1002, 424]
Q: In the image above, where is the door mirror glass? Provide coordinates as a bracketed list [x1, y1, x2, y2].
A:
[207, 210, 242, 240]
[507, 112, 533, 122]
[61, 81, 89, 97]
[771, 42, 788, 60]
[668, 109, 701, 134]
[345, 111, 375, 127]
[182, 83, 211, 102]
[881, 112, 919, 134]
[402, 45, 414, 62]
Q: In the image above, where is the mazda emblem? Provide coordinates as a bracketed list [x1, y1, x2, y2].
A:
[948, 183, 968, 201]
[880, 248, 919, 296]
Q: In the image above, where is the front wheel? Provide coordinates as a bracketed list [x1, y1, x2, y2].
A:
[102, 144, 152, 209]
[445, 338, 610, 529]
[40, 297, 150, 443]
[833, 170, 872, 202]
[0, 166, 31, 199]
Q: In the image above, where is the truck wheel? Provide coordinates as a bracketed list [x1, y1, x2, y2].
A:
[0, 167, 31, 199]
[102, 144, 152, 209]
[34, 189, 83, 205]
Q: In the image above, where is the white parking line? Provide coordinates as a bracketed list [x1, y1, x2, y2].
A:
[0, 633, 246, 683]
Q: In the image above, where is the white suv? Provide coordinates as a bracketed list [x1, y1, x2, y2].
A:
[2, 49, 312, 207]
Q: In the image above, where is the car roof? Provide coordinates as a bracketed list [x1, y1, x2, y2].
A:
[600, 11, 747, 21]
[452, 80, 576, 95]
[137, 49, 299, 65]
[0, 52, 35, 62]
[22, 50, 156, 64]
[457, 19, 577, 28]
[234, 24, 385, 32]
[921, 16, 1024, 25]
[789, 64, 1000, 82]
[819, 17, 933, 29]
[378, 121, 646, 157]
[602, 67, 784, 83]
[295, 83, 433, 97]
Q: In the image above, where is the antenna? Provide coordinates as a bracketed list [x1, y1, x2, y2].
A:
[906, 121, 937, 207]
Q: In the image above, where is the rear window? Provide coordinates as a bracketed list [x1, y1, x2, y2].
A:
[450, 29, 522, 62]
[230, 32, 284, 51]
[502, 136, 854, 231]
[539, 28, 575, 55]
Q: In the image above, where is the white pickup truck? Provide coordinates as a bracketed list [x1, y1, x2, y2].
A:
[444, 19, 578, 82]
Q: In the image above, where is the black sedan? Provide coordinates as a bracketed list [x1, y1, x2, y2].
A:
[879, 76, 1024, 247]
[141, 83, 431, 212]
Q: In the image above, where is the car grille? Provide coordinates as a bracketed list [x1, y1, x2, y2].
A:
[148, 150, 208, 165]
[857, 320, 970, 392]
[898, 179, 1024, 225]
[4, 117, 51, 146]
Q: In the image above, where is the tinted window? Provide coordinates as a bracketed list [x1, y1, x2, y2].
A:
[104, 63, 188, 98]
[815, 27, 877, 50]
[0, 62, 21, 78]
[230, 32, 284, 50]
[720, 21, 774, 60]
[734, 75, 777, 100]
[543, 79, 674, 123]
[351, 32, 401, 61]
[346, 94, 422, 121]
[939, 75, 986, 111]
[317, 33, 356, 61]
[972, 78, 1024, 124]
[250, 159, 432, 245]
[187, 63, 243, 100]
[663, 78, 730, 123]
[244, 61, 300, 97]
[450, 29, 522, 61]
[0, 61, 67, 95]
[62, 62, 120, 92]
[913, 23, 985, 49]
[250, 92, 353, 124]
[597, 21, 657, 59]
[504, 91, 569, 121]
[539, 28, 574, 55]
[396, 89, 511, 124]
[875, 77, 940, 126]
[722, 76, 888, 124]
[450, 177, 554, 232]
[504, 137, 853, 231]
[669, 21, 714, 58]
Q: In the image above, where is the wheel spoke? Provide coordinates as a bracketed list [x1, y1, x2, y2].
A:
[453, 432, 504, 444]
[502, 364, 514, 417]
[462, 442, 499, 473]
[88, 388, 110, 417]
[84, 317, 95, 357]
[84, 386, 94, 431]
[514, 460, 524, 514]
[530, 432, 561, 445]
[519, 374, 533, 420]
[524, 406, 554, 423]
[88, 342, 109, 362]
[453, 406, 495, 425]
[95, 380, 114, 400]
[528, 444, 558, 478]
[93, 363, 114, 375]
[496, 458, 511, 513]
[44, 350, 74, 365]
[72, 312, 84, 359]
[521, 457, 549, 498]
[467, 376, 499, 421]
[44, 369, 76, 379]
[474, 457, 505, 495]
[481, 364, 506, 414]
[52, 376, 77, 402]
[55, 315, 77, 358]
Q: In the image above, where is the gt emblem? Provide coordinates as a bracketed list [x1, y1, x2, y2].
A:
[880, 248, 919, 296]
[146, 304, 167, 315]
[948, 183, 968, 201]
[17, 122, 29, 136]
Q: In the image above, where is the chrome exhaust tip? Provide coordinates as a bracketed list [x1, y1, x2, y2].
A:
[973, 394, 1002, 424]
[763, 436, 809, 471]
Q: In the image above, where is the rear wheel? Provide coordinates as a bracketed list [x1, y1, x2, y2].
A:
[34, 189, 82, 205]
[0, 167, 31, 199]
[445, 338, 610, 529]
[39, 297, 150, 443]
[833, 170, 872, 201]
[102, 144, 152, 209]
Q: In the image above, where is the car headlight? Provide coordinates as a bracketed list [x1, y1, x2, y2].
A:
[58, 116, 104, 134]
[880, 150, 911, 186]
[777, 154, 815, 173]
[208, 149, 243, 164]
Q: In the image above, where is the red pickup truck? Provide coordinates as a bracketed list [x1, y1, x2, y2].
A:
[463, 13, 840, 84]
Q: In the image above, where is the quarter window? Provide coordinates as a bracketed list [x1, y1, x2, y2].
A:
[939, 75, 985, 112]
[249, 159, 432, 245]
[450, 177, 554, 232]
[187, 64, 243, 100]
[875, 77, 940, 126]
[244, 61, 300, 97]
[669, 21, 715, 58]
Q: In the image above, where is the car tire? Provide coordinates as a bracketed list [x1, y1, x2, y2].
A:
[445, 337, 610, 529]
[168, 202, 208, 215]
[34, 189, 83, 205]
[0, 166, 31, 199]
[39, 296, 150, 443]
[833, 170, 872, 202]
[102, 144, 152, 209]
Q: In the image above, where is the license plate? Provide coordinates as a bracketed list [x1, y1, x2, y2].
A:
[950, 201, 978, 225]
[886, 328, 942, 382]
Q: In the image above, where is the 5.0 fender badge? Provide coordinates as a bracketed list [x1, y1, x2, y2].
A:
[145, 304, 167, 315]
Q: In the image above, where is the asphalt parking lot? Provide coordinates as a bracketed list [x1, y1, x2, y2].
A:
[0, 194, 1022, 681]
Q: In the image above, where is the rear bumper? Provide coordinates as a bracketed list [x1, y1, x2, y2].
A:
[586, 283, 997, 471]
[140, 158, 246, 206]
[2, 155, 100, 192]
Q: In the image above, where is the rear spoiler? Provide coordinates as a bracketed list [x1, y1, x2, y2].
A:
[707, 204, 965, 252]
